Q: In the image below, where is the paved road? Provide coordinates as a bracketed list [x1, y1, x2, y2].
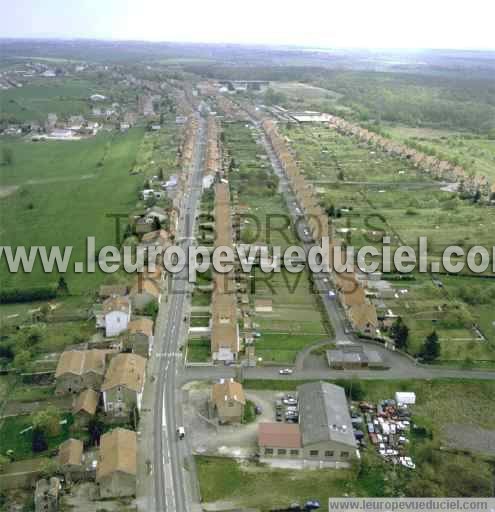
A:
[152, 110, 206, 512]
[184, 363, 495, 383]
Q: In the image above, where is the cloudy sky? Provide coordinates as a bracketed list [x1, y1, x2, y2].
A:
[1, 0, 494, 50]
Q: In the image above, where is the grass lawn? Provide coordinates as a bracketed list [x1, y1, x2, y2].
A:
[196, 456, 352, 510]
[9, 385, 56, 403]
[187, 337, 211, 362]
[253, 269, 329, 363]
[0, 128, 144, 294]
[191, 289, 211, 307]
[254, 332, 327, 364]
[0, 413, 74, 461]
[190, 315, 210, 328]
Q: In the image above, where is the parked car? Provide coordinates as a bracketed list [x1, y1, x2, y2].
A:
[255, 405, 263, 415]
[282, 396, 298, 406]
[279, 368, 293, 375]
[286, 406, 298, 412]
[176, 426, 185, 440]
[305, 499, 321, 510]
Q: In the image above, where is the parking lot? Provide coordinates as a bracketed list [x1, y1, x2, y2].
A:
[183, 383, 302, 458]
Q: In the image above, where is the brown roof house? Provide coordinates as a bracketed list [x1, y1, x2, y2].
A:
[55, 350, 108, 395]
[58, 438, 83, 481]
[96, 296, 131, 337]
[212, 378, 246, 424]
[96, 428, 137, 499]
[124, 318, 154, 358]
[72, 389, 100, 427]
[101, 353, 146, 417]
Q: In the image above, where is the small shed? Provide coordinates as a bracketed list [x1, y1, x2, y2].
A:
[395, 392, 416, 405]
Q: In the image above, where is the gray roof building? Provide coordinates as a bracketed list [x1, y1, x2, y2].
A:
[298, 382, 356, 448]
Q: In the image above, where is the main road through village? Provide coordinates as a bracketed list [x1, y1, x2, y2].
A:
[151, 107, 206, 512]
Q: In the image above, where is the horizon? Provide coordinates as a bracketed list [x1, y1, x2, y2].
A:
[1, 0, 494, 52]
[1, 37, 495, 53]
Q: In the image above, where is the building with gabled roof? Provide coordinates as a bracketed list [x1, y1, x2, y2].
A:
[96, 428, 137, 498]
[58, 439, 84, 481]
[98, 295, 131, 337]
[72, 389, 99, 426]
[212, 378, 246, 424]
[101, 353, 146, 417]
[258, 382, 357, 467]
[125, 317, 154, 358]
[55, 350, 108, 395]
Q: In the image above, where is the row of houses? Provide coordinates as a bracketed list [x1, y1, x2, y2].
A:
[333, 263, 380, 337]
[54, 349, 146, 418]
[328, 115, 494, 202]
[260, 118, 383, 337]
[203, 114, 220, 190]
[262, 119, 330, 243]
[48, 427, 137, 500]
[211, 181, 240, 362]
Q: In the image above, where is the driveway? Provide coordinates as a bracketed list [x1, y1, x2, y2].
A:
[184, 384, 276, 458]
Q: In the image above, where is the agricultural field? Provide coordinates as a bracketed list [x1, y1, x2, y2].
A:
[0, 78, 98, 122]
[385, 126, 495, 180]
[224, 122, 329, 363]
[280, 123, 495, 365]
[197, 379, 495, 510]
[0, 128, 145, 295]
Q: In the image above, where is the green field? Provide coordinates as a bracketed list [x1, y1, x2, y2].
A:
[0, 79, 98, 122]
[224, 122, 329, 363]
[0, 129, 144, 295]
[197, 456, 352, 510]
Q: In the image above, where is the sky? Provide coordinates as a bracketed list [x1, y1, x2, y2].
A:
[0, 0, 494, 50]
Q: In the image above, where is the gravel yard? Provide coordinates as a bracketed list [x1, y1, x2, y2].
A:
[183, 383, 285, 458]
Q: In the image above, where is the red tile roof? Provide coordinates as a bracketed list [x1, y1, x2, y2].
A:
[258, 422, 301, 449]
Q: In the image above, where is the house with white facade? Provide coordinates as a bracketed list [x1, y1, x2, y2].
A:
[97, 296, 131, 337]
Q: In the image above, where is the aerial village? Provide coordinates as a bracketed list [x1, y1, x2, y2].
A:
[1, 51, 494, 511]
